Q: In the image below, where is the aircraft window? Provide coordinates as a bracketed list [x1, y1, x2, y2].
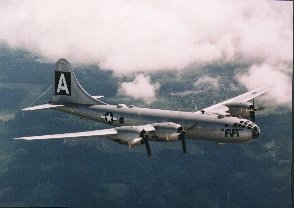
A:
[119, 117, 124, 124]
[218, 115, 225, 119]
[234, 123, 237, 127]
[244, 121, 249, 125]
[247, 126, 251, 129]
[240, 121, 244, 123]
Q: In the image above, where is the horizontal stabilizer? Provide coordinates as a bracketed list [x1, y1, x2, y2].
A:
[14, 129, 118, 140]
[91, 96, 104, 99]
[22, 104, 64, 111]
[91, 95, 107, 104]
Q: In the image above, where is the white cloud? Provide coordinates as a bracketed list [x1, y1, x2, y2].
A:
[237, 64, 292, 107]
[0, 0, 292, 73]
[194, 75, 220, 90]
[0, 0, 292, 107]
[118, 74, 160, 103]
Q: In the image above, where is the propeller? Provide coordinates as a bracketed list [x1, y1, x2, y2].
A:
[140, 130, 152, 157]
[249, 99, 258, 122]
[250, 111, 255, 122]
[178, 126, 187, 154]
[249, 99, 257, 111]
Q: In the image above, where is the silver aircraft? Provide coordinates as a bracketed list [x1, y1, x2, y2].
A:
[15, 59, 273, 157]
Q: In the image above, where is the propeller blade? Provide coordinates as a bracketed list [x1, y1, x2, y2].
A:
[249, 99, 255, 110]
[186, 124, 196, 131]
[144, 138, 152, 157]
[250, 111, 255, 122]
[178, 126, 187, 154]
[140, 130, 151, 157]
[180, 134, 187, 154]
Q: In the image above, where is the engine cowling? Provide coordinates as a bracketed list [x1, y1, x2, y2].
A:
[109, 125, 154, 146]
[224, 102, 254, 119]
[110, 123, 187, 155]
[149, 122, 182, 142]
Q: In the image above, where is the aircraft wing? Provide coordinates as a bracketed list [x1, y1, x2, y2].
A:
[197, 85, 274, 114]
[13, 123, 184, 157]
[14, 129, 118, 140]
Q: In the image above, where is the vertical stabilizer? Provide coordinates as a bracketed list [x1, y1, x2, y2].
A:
[50, 59, 101, 105]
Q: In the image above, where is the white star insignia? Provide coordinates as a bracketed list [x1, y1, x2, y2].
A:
[105, 113, 112, 122]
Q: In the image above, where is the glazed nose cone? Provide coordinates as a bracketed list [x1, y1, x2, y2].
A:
[252, 125, 260, 139]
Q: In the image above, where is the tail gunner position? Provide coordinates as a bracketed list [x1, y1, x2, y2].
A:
[15, 59, 273, 157]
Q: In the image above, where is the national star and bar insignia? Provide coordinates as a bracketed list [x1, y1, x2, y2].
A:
[100, 112, 118, 124]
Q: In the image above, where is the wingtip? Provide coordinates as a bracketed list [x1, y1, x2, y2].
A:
[22, 107, 31, 111]
[13, 137, 26, 140]
[13, 137, 22, 140]
[251, 85, 275, 92]
[14, 137, 41, 141]
[265, 84, 275, 89]
[262, 85, 275, 93]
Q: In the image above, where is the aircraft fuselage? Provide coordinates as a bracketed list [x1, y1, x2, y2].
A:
[56, 104, 260, 143]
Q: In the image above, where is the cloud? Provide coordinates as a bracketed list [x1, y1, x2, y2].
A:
[237, 63, 292, 107]
[0, 0, 292, 107]
[118, 74, 160, 103]
[0, 1, 292, 72]
[194, 75, 220, 90]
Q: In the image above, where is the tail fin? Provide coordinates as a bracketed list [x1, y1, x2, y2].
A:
[49, 58, 102, 105]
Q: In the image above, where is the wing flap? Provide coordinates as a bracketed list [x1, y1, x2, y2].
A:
[14, 129, 117, 140]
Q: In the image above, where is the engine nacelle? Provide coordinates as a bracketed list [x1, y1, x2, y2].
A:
[224, 102, 253, 119]
[149, 122, 182, 142]
[109, 125, 154, 146]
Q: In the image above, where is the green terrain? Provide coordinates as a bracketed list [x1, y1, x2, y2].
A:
[0, 45, 291, 207]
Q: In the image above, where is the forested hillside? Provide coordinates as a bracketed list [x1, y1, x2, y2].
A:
[0, 46, 291, 207]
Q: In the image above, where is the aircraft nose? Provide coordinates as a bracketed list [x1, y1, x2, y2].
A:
[252, 125, 260, 139]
